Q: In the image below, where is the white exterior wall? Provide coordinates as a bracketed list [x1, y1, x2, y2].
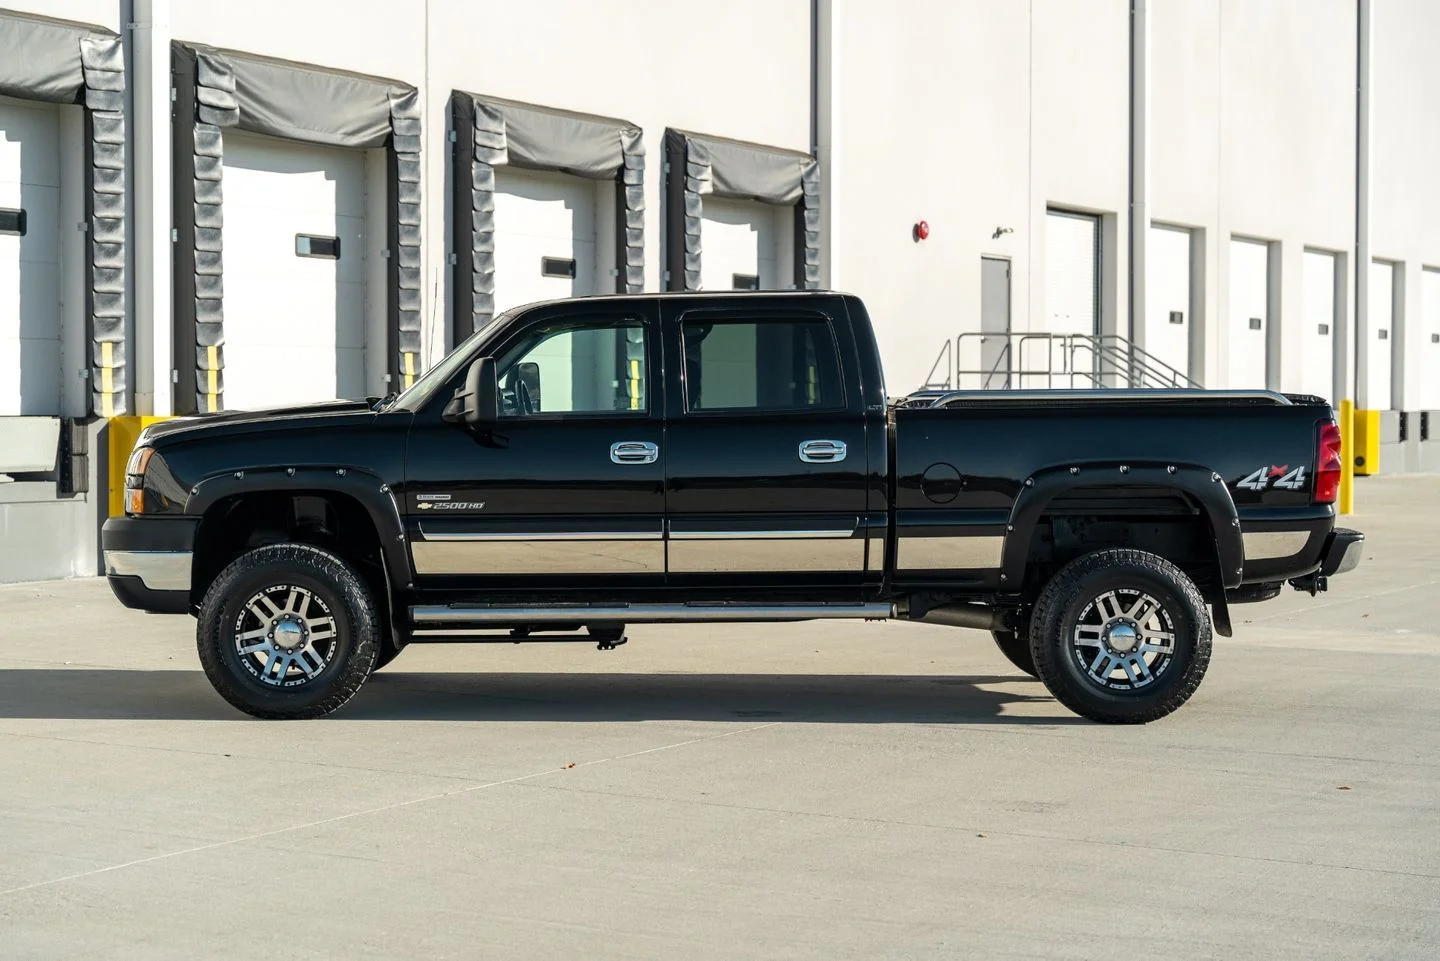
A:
[824, 0, 1127, 392]
[1371, 0, 1440, 412]
[167, 0, 811, 365]
[1151, 0, 1355, 395]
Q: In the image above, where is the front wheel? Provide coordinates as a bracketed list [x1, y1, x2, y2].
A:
[1029, 548, 1212, 724]
[196, 543, 380, 719]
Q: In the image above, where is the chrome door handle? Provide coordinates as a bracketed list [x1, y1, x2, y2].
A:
[799, 439, 847, 463]
[610, 441, 659, 465]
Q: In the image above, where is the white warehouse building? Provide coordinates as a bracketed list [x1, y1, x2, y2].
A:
[0, 0, 1437, 583]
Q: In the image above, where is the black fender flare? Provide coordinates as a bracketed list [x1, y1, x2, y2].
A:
[184, 466, 414, 587]
[1000, 461, 1244, 590]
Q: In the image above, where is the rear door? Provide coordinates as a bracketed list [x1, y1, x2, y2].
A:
[660, 297, 870, 589]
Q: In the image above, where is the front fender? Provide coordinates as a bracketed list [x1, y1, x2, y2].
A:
[185, 466, 414, 586]
[1000, 461, 1244, 590]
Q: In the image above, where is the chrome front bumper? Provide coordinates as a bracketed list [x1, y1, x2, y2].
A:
[103, 550, 193, 592]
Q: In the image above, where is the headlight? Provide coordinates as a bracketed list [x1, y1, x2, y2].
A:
[124, 447, 154, 514]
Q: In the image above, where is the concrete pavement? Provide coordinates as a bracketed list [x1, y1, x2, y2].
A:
[1, 475, 1437, 959]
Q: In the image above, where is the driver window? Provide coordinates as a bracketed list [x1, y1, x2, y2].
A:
[496, 317, 648, 416]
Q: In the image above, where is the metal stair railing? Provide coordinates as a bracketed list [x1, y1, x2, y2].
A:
[955, 332, 1201, 390]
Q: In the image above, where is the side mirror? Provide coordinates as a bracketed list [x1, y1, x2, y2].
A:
[516, 361, 541, 412]
[443, 356, 499, 426]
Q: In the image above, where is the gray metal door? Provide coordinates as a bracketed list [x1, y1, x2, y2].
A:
[980, 257, 1011, 388]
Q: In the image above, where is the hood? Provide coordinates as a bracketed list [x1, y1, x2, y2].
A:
[139, 398, 378, 445]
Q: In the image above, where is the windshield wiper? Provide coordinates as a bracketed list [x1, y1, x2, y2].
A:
[371, 391, 398, 412]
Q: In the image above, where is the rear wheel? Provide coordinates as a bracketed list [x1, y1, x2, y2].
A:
[1029, 548, 1211, 724]
[991, 627, 1037, 677]
[197, 543, 379, 719]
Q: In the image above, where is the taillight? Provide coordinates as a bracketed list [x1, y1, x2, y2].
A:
[1314, 420, 1342, 504]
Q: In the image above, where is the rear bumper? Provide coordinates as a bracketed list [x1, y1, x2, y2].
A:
[1288, 527, 1363, 596]
[101, 516, 199, 614]
[1319, 527, 1364, 577]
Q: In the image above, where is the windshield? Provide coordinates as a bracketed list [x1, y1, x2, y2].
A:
[388, 308, 519, 412]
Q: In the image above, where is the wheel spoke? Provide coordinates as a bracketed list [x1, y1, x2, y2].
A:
[1128, 655, 1152, 685]
[1075, 624, 1105, 645]
[1097, 592, 1125, 622]
[1088, 649, 1112, 677]
[265, 651, 292, 681]
[307, 617, 337, 643]
[1140, 631, 1175, 654]
[297, 591, 312, 620]
[236, 626, 269, 643]
[1126, 595, 1158, 623]
[249, 593, 284, 622]
[238, 638, 271, 655]
[295, 647, 325, 675]
[283, 588, 299, 615]
[1117, 656, 1140, 688]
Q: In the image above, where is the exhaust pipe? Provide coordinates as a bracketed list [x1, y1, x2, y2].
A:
[917, 604, 1008, 632]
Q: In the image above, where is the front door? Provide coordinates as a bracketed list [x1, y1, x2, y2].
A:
[403, 301, 663, 590]
[660, 300, 870, 589]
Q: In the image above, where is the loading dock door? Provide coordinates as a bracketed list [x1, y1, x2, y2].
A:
[493, 167, 597, 314]
[1044, 210, 1099, 337]
[700, 197, 786, 291]
[1146, 225, 1191, 379]
[1422, 268, 1440, 411]
[1227, 238, 1269, 389]
[1367, 260, 1395, 410]
[221, 130, 367, 411]
[1300, 251, 1337, 402]
[0, 97, 62, 416]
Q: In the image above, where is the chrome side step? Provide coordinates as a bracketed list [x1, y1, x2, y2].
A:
[409, 602, 894, 625]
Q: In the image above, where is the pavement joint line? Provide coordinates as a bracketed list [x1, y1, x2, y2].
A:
[0, 729, 536, 784]
[0, 720, 782, 899]
[513, 781, 1440, 882]
[1241, 578, 1440, 624]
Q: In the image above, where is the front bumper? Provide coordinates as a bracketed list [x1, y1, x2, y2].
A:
[101, 516, 199, 614]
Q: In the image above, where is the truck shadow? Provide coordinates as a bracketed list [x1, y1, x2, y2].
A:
[0, 669, 1083, 725]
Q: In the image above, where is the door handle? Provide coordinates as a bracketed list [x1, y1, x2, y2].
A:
[799, 439, 847, 463]
[610, 441, 659, 465]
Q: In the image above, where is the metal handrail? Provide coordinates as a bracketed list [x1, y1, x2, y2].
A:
[954, 332, 1202, 391]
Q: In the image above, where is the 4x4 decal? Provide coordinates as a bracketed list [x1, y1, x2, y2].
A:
[1236, 465, 1308, 492]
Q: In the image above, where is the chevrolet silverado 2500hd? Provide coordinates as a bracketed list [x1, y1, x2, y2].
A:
[102, 291, 1363, 723]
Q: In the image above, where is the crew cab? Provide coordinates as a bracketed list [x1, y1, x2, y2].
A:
[103, 291, 1363, 723]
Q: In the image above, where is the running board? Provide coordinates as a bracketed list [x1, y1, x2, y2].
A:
[409, 602, 895, 626]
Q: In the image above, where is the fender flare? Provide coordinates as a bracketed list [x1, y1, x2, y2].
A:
[185, 466, 414, 587]
[1000, 462, 1244, 590]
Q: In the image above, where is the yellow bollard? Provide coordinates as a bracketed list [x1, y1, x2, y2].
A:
[1339, 399, 1355, 516]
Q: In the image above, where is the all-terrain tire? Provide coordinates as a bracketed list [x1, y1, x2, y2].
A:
[197, 543, 379, 719]
[991, 628, 1038, 677]
[1029, 548, 1212, 724]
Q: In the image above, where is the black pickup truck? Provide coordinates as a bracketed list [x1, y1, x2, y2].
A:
[103, 291, 1363, 723]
